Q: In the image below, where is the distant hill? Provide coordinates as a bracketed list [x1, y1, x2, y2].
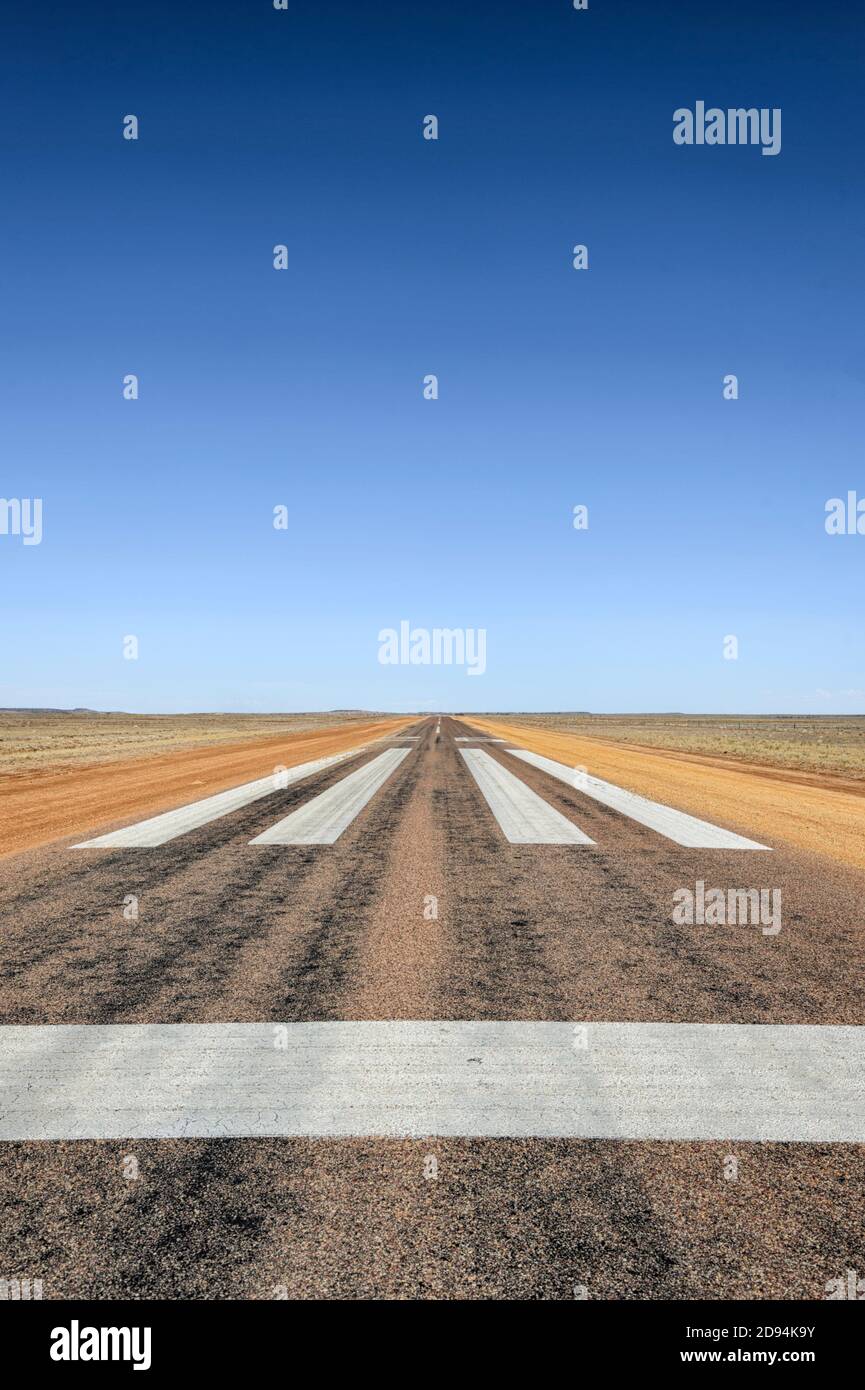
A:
[0, 707, 101, 714]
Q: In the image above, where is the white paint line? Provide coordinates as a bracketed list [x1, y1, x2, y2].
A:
[1, 1021, 860, 1140]
[250, 747, 410, 845]
[509, 750, 771, 850]
[460, 749, 594, 845]
[73, 749, 365, 848]
[455, 736, 507, 743]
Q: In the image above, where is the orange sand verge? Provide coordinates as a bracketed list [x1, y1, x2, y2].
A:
[467, 718, 865, 874]
[0, 718, 415, 858]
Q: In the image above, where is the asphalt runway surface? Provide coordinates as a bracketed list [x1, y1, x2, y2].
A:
[1, 718, 863, 1298]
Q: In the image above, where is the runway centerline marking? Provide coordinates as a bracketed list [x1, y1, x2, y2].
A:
[509, 750, 771, 850]
[250, 747, 410, 845]
[73, 749, 366, 848]
[1, 1021, 860, 1140]
[460, 748, 594, 844]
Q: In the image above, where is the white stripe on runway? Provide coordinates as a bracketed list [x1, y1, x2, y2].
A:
[509, 750, 770, 850]
[73, 749, 365, 848]
[1, 1021, 860, 1140]
[250, 747, 410, 845]
[460, 749, 593, 844]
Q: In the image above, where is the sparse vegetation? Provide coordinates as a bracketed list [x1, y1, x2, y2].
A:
[0, 710, 388, 777]
[475, 714, 865, 780]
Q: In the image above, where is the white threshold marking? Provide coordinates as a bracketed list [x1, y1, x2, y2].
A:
[510, 751, 770, 850]
[461, 749, 593, 844]
[1, 1021, 860, 1141]
[455, 736, 507, 743]
[73, 749, 365, 848]
[251, 747, 410, 845]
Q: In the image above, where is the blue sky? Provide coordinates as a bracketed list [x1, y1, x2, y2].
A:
[1, 0, 862, 713]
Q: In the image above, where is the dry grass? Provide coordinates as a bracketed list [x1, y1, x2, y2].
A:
[0, 710, 390, 777]
[471, 714, 865, 780]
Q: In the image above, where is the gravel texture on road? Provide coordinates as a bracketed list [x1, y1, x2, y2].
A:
[1, 718, 862, 1299]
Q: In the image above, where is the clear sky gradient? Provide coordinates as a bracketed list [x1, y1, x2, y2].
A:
[1, 0, 862, 713]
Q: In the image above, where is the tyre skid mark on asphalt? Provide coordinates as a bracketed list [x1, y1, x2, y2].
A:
[442, 726, 854, 1027]
[482, 733, 865, 1024]
[439, 735, 574, 1022]
[250, 749, 411, 846]
[265, 747, 423, 1021]
[0, 760, 389, 1024]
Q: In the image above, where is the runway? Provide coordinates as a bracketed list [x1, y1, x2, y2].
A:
[1, 716, 863, 1298]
